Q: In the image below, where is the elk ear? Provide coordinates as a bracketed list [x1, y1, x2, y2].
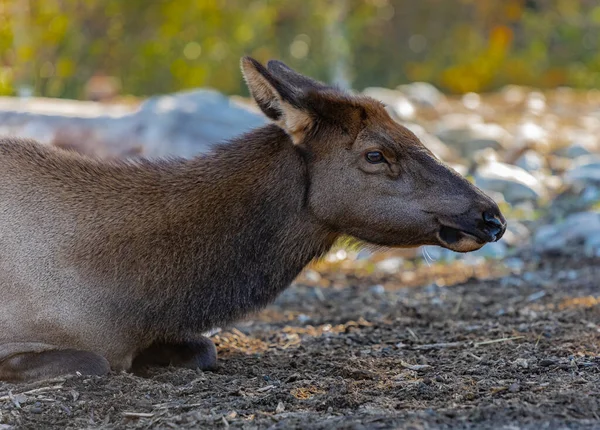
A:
[241, 56, 313, 144]
[267, 60, 326, 91]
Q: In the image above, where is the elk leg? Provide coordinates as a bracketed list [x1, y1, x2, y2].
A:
[132, 336, 217, 372]
[0, 343, 110, 383]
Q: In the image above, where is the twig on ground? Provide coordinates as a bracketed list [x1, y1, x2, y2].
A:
[453, 296, 463, 315]
[0, 385, 64, 402]
[534, 333, 543, 349]
[256, 385, 275, 393]
[474, 336, 524, 347]
[466, 352, 482, 361]
[123, 412, 154, 419]
[400, 360, 432, 371]
[407, 328, 419, 341]
[0, 377, 67, 398]
[412, 342, 464, 350]
[153, 402, 204, 410]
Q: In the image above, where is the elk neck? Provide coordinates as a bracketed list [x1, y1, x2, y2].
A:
[101, 124, 338, 336]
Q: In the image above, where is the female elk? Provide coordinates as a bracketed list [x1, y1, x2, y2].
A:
[0, 57, 505, 382]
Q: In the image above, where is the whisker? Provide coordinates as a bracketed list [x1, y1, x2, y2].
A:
[422, 246, 432, 267]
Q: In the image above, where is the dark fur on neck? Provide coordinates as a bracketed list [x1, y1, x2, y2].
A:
[62, 125, 337, 340]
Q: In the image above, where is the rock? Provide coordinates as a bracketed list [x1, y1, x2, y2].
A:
[362, 87, 415, 120]
[136, 89, 266, 158]
[297, 314, 311, 324]
[502, 221, 531, 248]
[355, 249, 374, 261]
[0, 96, 139, 157]
[548, 174, 600, 219]
[473, 147, 500, 165]
[565, 155, 600, 186]
[504, 257, 525, 273]
[397, 81, 446, 109]
[556, 133, 599, 158]
[513, 121, 549, 153]
[0, 89, 266, 159]
[515, 150, 545, 172]
[580, 185, 600, 204]
[534, 211, 600, 253]
[511, 201, 538, 219]
[584, 233, 600, 257]
[471, 241, 508, 259]
[369, 284, 386, 295]
[538, 174, 563, 194]
[435, 118, 511, 156]
[525, 91, 546, 114]
[462, 92, 481, 110]
[402, 122, 457, 161]
[376, 257, 404, 273]
[473, 161, 547, 204]
[464, 123, 512, 153]
[508, 382, 521, 393]
[554, 155, 600, 216]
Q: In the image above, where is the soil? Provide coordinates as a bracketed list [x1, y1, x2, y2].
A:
[1, 253, 599, 429]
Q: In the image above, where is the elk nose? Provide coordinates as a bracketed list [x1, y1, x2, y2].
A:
[482, 210, 506, 242]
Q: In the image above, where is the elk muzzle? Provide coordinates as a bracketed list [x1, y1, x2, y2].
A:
[437, 202, 507, 252]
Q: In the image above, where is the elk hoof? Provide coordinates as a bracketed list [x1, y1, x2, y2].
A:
[132, 336, 217, 372]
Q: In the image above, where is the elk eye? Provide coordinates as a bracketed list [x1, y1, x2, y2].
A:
[365, 151, 385, 164]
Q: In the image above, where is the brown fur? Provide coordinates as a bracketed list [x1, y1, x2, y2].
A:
[0, 57, 505, 382]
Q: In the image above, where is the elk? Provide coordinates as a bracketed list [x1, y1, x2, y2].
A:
[0, 57, 506, 382]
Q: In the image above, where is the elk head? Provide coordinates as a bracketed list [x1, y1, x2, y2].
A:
[241, 57, 506, 252]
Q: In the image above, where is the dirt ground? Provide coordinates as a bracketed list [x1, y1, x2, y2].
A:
[1, 252, 599, 430]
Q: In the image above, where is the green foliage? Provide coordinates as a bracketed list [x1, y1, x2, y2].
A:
[2, 0, 600, 98]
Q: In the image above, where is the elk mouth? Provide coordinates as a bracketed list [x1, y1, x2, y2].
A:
[439, 225, 483, 244]
[437, 225, 488, 252]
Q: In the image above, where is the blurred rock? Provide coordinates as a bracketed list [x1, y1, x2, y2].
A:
[362, 87, 415, 121]
[369, 284, 386, 295]
[435, 117, 511, 156]
[525, 92, 546, 114]
[473, 161, 547, 204]
[565, 155, 600, 186]
[501, 85, 528, 105]
[473, 147, 500, 165]
[513, 121, 549, 154]
[462, 92, 481, 110]
[471, 241, 508, 259]
[515, 150, 545, 172]
[504, 257, 525, 273]
[548, 183, 600, 219]
[534, 211, 600, 254]
[376, 257, 404, 274]
[538, 174, 563, 194]
[556, 133, 599, 159]
[136, 89, 266, 157]
[512, 201, 538, 219]
[502, 221, 531, 248]
[0, 89, 266, 158]
[545, 155, 573, 175]
[584, 234, 600, 257]
[402, 122, 457, 161]
[397, 82, 446, 109]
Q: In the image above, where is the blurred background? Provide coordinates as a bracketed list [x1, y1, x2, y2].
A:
[3, 0, 600, 99]
[0, 0, 598, 264]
